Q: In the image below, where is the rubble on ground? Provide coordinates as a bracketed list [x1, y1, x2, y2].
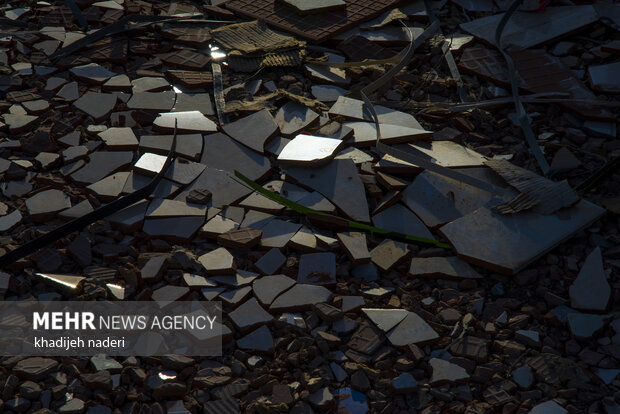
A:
[0, 0, 618, 413]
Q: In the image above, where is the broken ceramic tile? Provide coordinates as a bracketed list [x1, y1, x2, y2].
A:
[334, 147, 374, 165]
[347, 323, 384, 354]
[386, 311, 439, 346]
[134, 153, 167, 177]
[59, 200, 94, 220]
[372, 203, 435, 240]
[344, 122, 432, 147]
[370, 240, 411, 272]
[25, 189, 71, 221]
[439, 200, 605, 275]
[298, 252, 336, 285]
[217, 228, 262, 251]
[57, 81, 80, 101]
[270, 284, 333, 312]
[87, 172, 130, 202]
[362, 308, 408, 332]
[142, 217, 205, 243]
[2, 113, 39, 133]
[588, 62, 620, 93]
[239, 191, 285, 214]
[255, 248, 287, 275]
[305, 64, 350, 87]
[139, 256, 167, 283]
[289, 226, 319, 252]
[103, 74, 132, 92]
[183, 273, 217, 288]
[237, 325, 274, 354]
[408, 256, 482, 280]
[253, 274, 296, 306]
[153, 111, 218, 134]
[73, 92, 117, 121]
[146, 198, 206, 218]
[201, 215, 240, 239]
[401, 169, 500, 228]
[201, 133, 271, 182]
[228, 297, 273, 333]
[277, 134, 342, 165]
[98, 127, 139, 151]
[460, 6, 598, 49]
[260, 219, 302, 249]
[127, 91, 176, 112]
[219, 286, 252, 308]
[337, 232, 371, 265]
[221, 109, 278, 154]
[175, 167, 252, 208]
[311, 85, 347, 102]
[139, 134, 203, 161]
[131, 76, 171, 93]
[569, 247, 610, 312]
[172, 93, 215, 116]
[429, 358, 470, 385]
[274, 102, 320, 137]
[199, 247, 236, 275]
[152, 285, 190, 304]
[70, 63, 116, 84]
[284, 159, 369, 222]
[164, 159, 205, 185]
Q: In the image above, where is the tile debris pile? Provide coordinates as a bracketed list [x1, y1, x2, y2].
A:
[0, 0, 619, 413]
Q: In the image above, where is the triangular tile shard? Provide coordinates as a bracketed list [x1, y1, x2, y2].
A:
[569, 247, 611, 312]
[284, 159, 370, 223]
[222, 109, 279, 153]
